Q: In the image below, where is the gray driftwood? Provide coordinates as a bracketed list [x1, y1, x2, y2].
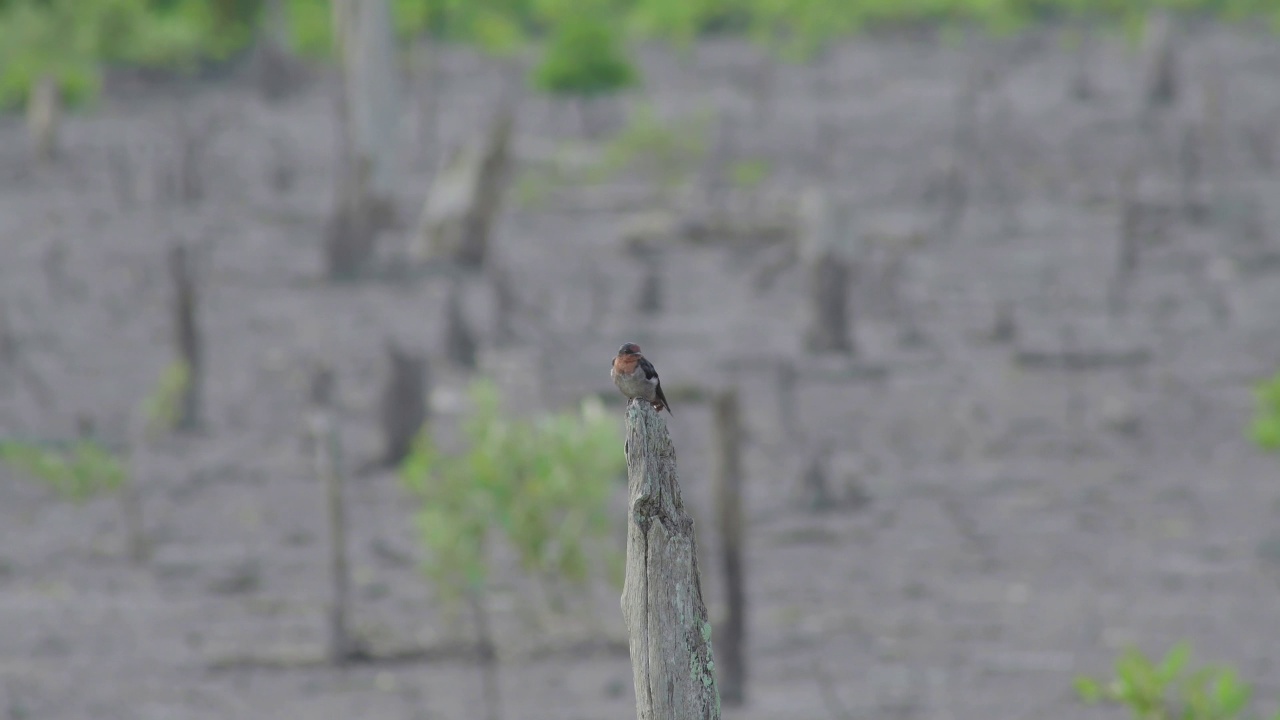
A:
[621, 399, 721, 720]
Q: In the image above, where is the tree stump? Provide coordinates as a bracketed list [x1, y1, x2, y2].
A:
[26, 74, 60, 164]
[621, 400, 721, 720]
[410, 106, 514, 268]
[799, 188, 856, 355]
[444, 280, 477, 369]
[379, 340, 429, 467]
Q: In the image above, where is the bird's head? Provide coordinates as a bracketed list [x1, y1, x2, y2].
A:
[617, 342, 642, 357]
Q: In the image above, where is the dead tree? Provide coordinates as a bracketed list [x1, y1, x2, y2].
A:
[269, 135, 297, 194]
[379, 339, 429, 467]
[775, 359, 799, 441]
[172, 112, 221, 206]
[621, 399, 721, 720]
[711, 390, 746, 707]
[799, 440, 835, 512]
[331, 0, 401, 205]
[1139, 10, 1178, 113]
[26, 74, 60, 164]
[325, 0, 401, 279]
[444, 279, 477, 369]
[410, 106, 514, 268]
[637, 254, 663, 315]
[253, 0, 298, 102]
[1108, 163, 1141, 316]
[800, 188, 856, 355]
[489, 265, 518, 347]
[305, 363, 360, 663]
[167, 242, 202, 431]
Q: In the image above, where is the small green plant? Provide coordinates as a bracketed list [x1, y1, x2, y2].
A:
[0, 437, 127, 504]
[400, 379, 624, 605]
[1075, 642, 1280, 720]
[1248, 370, 1280, 452]
[727, 157, 770, 189]
[400, 379, 624, 718]
[531, 12, 638, 99]
[515, 102, 711, 209]
[141, 360, 190, 441]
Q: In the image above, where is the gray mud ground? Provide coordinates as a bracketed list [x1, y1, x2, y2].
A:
[2, 21, 1280, 720]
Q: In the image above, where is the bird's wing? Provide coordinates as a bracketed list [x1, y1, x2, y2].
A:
[638, 356, 659, 381]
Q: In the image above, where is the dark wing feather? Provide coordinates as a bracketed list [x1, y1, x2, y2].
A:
[638, 356, 659, 380]
[640, 356, 672, 414]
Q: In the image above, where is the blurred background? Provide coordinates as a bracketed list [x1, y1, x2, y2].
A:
[2, 0, 1280, 718]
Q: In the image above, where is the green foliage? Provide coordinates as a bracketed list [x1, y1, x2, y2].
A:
[591, 102, 711, 187]
[727, 157, 770, 188]
[400, 380, 625, 608]
[532, 12, 638, 97]
[0, 438, 128, 504]
[0, 0, 257, 109]
[515, 102, 711, 208]
[1249, 370, 1280, 452]
[1074, 642, 1280, 720]
[141, 360, 190, 440]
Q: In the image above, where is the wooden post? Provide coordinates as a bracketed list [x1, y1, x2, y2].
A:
[711, 391, 746, 706]
[621, 400, 721, 720]
[305, 364, 357, 663]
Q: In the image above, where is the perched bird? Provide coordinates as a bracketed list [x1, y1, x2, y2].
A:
[611, 342, 671, 414]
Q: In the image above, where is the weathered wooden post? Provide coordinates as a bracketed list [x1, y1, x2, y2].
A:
[621, 399, 721, 720]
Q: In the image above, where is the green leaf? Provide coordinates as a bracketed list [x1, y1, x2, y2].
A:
[1075, 676, 1104, 703]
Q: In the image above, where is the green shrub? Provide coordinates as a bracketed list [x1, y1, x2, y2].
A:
[0, 438, 127, 504]
[531, 12, 638, 98]
[399, 380, 625, 606]
[1075, 642, 1280, 720]
[1249, 370, 1280, 452]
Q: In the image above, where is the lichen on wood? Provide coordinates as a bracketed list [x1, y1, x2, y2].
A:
[620, 399, 721, 720]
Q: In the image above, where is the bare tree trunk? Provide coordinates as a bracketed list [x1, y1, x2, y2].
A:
[1109, 163, 1140, 316]
[167, 242, 202, 431]
[306, 364, 356, 664]
[254, 0, 298, 101]
[711, 391, 746, 707]
[621, 400, 721, 720]
[379, 339, 428, 467]
[637, 254, 663, 315]
[800, 188, 856, 355]
[444, 279, 477, 368]
[1140, 9, 1178, 114]
[331, 0, 401, 202]
[26, 74, 60, 164]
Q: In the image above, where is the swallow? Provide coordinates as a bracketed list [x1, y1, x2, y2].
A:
[611, 342, 671, 414]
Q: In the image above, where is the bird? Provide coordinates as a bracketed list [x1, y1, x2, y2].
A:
[611, 342, 671, 414]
